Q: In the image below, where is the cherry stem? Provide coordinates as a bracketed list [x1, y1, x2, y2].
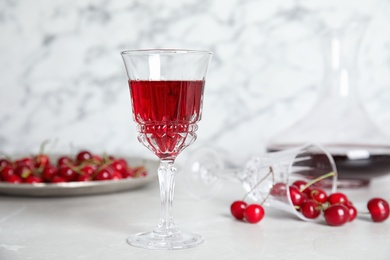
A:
[299, 171, 336, 193]
[242, 166, 274, 205]
[260, 167, 275, 205]
[39, 140, 50, 155]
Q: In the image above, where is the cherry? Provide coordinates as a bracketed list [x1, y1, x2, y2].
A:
[309, 188, 328, 204]
[324, 204, 350, 226]
[111, 159, 127, 173]
[0, 166, 15, 180]
[346, 204, 357, 222]
[289, 185, 305, 207]
[243, 204, 265, 224]
[230, 200, 248, 220]
[34, 154, 50, 168]
[94, 168, 113, 181]
[24, 175, 43, 184]
[92, 155, 103, 163]
[367, 198, 389, 223]
[42, 164, 58, 181]
[0, 158, 12, 169]
[57, 156, 72, 166]
[14, 165, 33, 179]
[292, 180, 307, 190]
[14, 157, 34, 168]
[122, 168, 135, 178]
[76, 174, 91, 182]
[76, 151, 93, 162]
[270, 182, 287, 197]
[111, 171, 123, 180]
[58, 165, 77, 182]
[328, 192, 348, 205]
[5, 174, 22, 183]
[80, 165, 95, 177]
[51, 175, 67, 183]
[301, 199, 321, 219]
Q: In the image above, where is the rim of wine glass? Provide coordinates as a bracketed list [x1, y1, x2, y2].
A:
[121, 48, 213, 56]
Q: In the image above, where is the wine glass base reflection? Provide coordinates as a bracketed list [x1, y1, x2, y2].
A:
[127, 230, 204, 250]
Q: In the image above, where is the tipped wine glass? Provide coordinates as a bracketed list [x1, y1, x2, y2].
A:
[185, 143, 338, 221]
[121, 49, 212, 250]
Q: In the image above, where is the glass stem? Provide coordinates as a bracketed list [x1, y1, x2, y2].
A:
[155, 159, 177, 235]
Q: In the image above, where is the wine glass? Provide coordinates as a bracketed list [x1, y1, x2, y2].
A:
[121, 49, 212, 250]
[185, 143, 338, 221]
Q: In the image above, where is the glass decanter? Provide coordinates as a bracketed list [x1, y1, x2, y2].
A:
[267, 18, 390, 187]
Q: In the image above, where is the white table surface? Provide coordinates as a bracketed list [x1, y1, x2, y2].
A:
[1, 172, 390, 260]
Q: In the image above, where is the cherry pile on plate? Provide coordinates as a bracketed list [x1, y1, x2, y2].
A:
[0, 150, 147, 184]
[231, 178, 389, 226]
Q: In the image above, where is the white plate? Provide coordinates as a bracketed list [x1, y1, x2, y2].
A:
[0, 157, 159, 197]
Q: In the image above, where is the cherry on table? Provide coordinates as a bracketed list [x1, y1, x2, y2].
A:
[230, 200, 247, 220]
[243, 204, 265, 224]
[345, 204, 357, 222]
[324, 204, 350, 226]
[367, 198, 389, 223]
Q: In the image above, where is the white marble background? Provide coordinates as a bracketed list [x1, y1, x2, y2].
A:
[1, 0, 390, 162]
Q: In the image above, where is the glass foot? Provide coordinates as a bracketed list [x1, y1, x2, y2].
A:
[127, 229, 204, 250]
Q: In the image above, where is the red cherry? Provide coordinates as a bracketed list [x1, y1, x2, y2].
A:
[76, 174, 91, 182]
[51, 175, 67, 183]
[80, 165, 95, 177]
[58, 166, 77, 182]
[42, 164, 58, 181]
[92, 155, 103, 163]
[111, 159, 127, 173]
[15, 157, 34, 168]
[301, 199, 321, 219]
[292, 180, 307, 190]
[310, 188, 328, 204]
[0, 166, 15, 180]
[230, 200, 248, 220]
[34, 154, 50, 168]
[243, 204, 265, 224]
[289, 186, 305, 207]
[57, 156, 72, 166]
[346, 204, 357, 222]
[76, 151, 93, 162]
[0, 158, 12, 169]
[328, 192, 348, 205]
[5, 174, 22, 183]
[111, 171, 123, 180]
[367, 198, 389, 223]
[24, 175, 43, 184]
[324, 204, 350, 226]
[94, 168, 113, 181]
[14, 165, 33, 179]
[270, 182, 287, 197]
[122, 168, 135, 178]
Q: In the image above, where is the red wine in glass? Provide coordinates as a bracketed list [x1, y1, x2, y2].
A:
[129, 80, 205, 160]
